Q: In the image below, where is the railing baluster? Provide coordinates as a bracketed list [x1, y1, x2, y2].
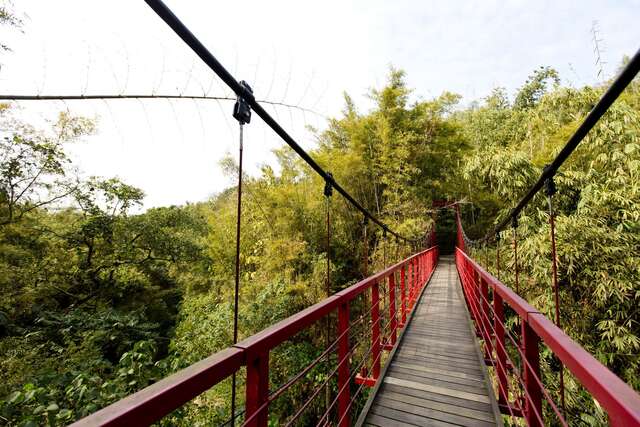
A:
[522, 320, 543, 427]
[389, 273, 397, 346]
[408, 260, 413, 308]
[480, 277, 492, 361]
[472, 269, 481, 335]
[493, 291, 508, 405]
[400, 265, 407, 327]
[245, 351, 270, 427]
[337, 302, 350, 427]
[371, 281, 381, 380]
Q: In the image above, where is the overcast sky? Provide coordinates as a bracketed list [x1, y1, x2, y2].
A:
[1, 1, 638, 208]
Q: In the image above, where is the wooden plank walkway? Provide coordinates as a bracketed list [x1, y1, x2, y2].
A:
[358, 255, 502, 427]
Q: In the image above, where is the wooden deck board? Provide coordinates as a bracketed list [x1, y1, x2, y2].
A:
[359, 255, 502, 426]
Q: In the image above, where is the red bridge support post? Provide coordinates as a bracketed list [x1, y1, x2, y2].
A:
[470, 269, 480, 335]
[407, 261, 412, 310]
[388, 273, 397, 347]
[523, 321, 542, 427]
[414, 258, 418, 299]
[494, 292, 509, 406]
[337, 302, 350, 427]
[480, 277, 493, 361]
[400, 266, 406, 327]
[371, 281, 381, 380]
[245, 351, 269, 427]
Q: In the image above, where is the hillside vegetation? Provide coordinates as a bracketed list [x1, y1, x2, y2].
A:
[1, 51, 639, 426]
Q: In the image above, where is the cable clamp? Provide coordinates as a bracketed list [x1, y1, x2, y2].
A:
[543, 164, 557, 197]
[323, 172, 333, 197]
[232, 80, 253, 125]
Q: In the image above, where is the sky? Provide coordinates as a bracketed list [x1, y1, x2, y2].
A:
[1, 0, 639, 208]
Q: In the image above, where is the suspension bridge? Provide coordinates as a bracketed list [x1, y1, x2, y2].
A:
[23, 0, 638, 425]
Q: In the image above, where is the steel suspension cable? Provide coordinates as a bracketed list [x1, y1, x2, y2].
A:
[323, 174, 333, 415]
[144, 0, 418, 244]
[230, 120, 244, 427]
[0, 93, 325, 117]
[456, 47, 640, 246]
[544, 171, 566, 414]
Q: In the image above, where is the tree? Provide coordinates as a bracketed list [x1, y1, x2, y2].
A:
[0, 111, 95, 226]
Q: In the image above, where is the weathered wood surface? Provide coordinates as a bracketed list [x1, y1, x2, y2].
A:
[360, 255, 502, 426]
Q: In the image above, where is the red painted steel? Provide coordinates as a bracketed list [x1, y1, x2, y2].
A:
[371, 281, 381, 380]
[480, 277, 492, 360]
[337, 301, 350, 427]
[388, 273, 397, 346]
[400, 265, 406, 326]
[72, 247, 438, 427]
[493, 291, 509, 406]
[245, 352, 269, 427]
[456, 248, 640, 426]
[522, 321, 543, 427]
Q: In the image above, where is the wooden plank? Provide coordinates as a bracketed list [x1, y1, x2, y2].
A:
[388, 365, 486, 387]
[391, 361, 485, 381]
[392, 358, 485, 378]
[403, 330, 474, 342]
[358, 256, 501, 427]
[390, 357, 480, 376]
[369, 405, 455, 427]
[406, 325, 474, 335]
[392, 356, 485, 377]
[376, 396, 495, 427]
[397, 348, 480, 365]
[396, 349, 481, 368]
[381, 383, 493, 413]
[366, 413, 420, 427]
[383, 377, 490, 404]
[399, 341, 479, 357]
[386, 370, 489, 395]
[380, 390, 495, 423]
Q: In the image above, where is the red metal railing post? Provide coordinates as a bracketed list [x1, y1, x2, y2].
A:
[245, 352, 270, 427]
[480, 277, 493, 360]
[400, 265, 407, 327]
[493, 292, 508, 405]
[522, 320, 543, 427]
[411, 258, 420, 298]
[469, 269, 479, 326]
[371, 281, 381, 379]
[423, 253, 426, 282]
[411, 258, 420, 300]
[337, 301, 350, 427]
[389, 273, 397, 346]
[408, 260, 413, 308]
[425, 254, 429, 281]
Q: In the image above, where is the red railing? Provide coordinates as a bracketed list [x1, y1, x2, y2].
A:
[456, 248, 640, 426]
[70, 247, 439, 427]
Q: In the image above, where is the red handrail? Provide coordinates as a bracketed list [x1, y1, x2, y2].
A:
[455, 248, 640, 426]
[71, 247, 439, 427]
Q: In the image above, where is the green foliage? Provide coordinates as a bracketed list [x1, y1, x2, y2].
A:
[462, 59, 640, 422]
[1, 55, 638, 426]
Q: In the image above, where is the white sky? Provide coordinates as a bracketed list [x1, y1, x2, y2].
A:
[1, 0, 639, 208]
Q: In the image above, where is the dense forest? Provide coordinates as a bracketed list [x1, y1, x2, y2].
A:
[1, 5, 639, 427]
